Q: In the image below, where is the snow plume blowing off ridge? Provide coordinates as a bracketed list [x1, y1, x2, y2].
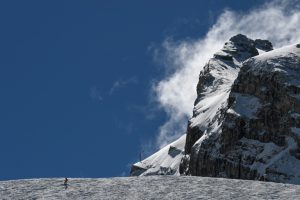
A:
[153, 0, 300, 149]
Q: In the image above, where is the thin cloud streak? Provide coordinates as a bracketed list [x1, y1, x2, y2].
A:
[109, 77, 138, 95]
[153, 0, 300, 148]
[90, 86, 103, 102]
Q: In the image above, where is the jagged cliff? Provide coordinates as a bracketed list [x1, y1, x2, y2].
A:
[182, 36, 300, 184]
[131, 34, 300, 184]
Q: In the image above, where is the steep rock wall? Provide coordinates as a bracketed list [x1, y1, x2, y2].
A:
[184, 39, 300, 184]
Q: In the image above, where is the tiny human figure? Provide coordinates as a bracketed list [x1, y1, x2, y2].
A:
[259, 174, 267, 181]
[64, 177, 68, 189]
[263, 174, 267, 181]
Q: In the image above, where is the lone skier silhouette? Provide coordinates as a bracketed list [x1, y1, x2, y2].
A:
[64, 177, 68, 189]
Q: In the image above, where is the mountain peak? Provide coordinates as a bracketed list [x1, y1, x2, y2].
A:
[184, 41, 300, 184]
[132, 35, 300, 184]
[254, 39, 273, 52]
[214, 34, 273, 63]
[229, 33, 255, 47]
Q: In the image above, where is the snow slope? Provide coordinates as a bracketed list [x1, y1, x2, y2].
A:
[1, 176, 300, 199]
[131, 134, 186, 176]
[246, 43, 300, 78]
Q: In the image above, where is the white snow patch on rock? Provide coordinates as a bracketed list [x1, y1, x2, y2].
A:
[245, 44, 300, 83]
[190, 58, 240, 130]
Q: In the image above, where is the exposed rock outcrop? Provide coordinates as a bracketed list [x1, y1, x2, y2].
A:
[184, 34, 261, 157]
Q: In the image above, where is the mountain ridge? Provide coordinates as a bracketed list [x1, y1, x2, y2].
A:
[131, 34, 300, 184]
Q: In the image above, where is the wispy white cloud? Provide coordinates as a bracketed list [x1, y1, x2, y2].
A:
[153, 0, 300, 148]
[90, 86, 103, 102]
[109, 77, 138, 95]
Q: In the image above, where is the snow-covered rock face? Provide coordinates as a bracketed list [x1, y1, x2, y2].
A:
[183, 34, 263, 160]
[184, 37, 300, 184]
[131, 34, 275, 178]
[132, 34, 300, 185]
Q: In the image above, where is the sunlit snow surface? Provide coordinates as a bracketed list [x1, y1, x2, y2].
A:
[1, 176, 300, 199]
[132, 134, 186, 176]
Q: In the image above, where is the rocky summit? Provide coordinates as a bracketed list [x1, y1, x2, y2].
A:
[131, 34, 300, 184]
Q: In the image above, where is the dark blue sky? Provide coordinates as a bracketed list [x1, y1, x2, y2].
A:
[0, 0, 264, 180]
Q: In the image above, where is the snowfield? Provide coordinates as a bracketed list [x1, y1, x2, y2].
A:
[1, 176, 300, 199]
